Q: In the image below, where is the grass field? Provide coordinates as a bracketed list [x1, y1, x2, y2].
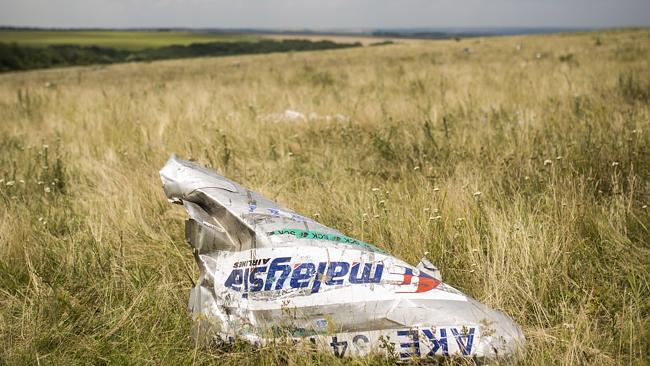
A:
[0, 30, 253, 50]
[0, 28, 649, 365]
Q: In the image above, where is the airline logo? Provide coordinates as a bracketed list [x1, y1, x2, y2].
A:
[397, 267, 440, 293]
[224, 257, 441, 295]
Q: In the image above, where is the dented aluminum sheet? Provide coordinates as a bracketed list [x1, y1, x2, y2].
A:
[160, 155, 525, 359]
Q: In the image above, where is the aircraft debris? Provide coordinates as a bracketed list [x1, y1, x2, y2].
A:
[160, 155, 524, 359]
[264, 109, 349, 123]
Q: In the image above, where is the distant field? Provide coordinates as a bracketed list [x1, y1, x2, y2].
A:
[0, 30, 254, 50]
[261, 33, 403, 45]
[0, 32, 361, 72]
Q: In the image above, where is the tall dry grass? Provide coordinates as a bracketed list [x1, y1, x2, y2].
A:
[0, 29, 649, 365]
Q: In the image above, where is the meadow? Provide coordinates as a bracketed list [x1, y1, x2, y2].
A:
[0, 28, 648, 365]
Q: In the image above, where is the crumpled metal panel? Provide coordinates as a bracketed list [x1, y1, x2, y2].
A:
[160, 155, 525, 359]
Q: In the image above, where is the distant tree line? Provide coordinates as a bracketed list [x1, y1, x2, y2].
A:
[0, 39, 362, 72]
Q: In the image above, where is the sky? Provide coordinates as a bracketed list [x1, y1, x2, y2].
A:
[1, 0, 650, 29]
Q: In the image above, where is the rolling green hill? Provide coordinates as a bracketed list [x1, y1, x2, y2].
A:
[0, 30, 362, 72]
